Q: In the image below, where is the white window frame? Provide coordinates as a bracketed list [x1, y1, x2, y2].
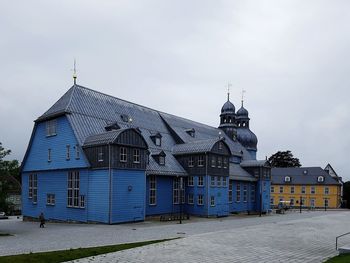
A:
[159, 156, 165, 165]
[46, 193, 55, 205]
[133, 149, 140, 164]
[46, 119, 57, 137]
[211, 156, 216, 167]
[188, 176, 194, 186]
[236, 184, 241, 202]
[217, 157, 222, 168]
[173, 178, 179, 204]
[120, 147, 127, 162]
[279, 186, 284, 193]
[318, 176, 324, 182]
[48, 148, 52, 162]
[66, 145, 70, 160]
[324, 186, 329, 195]
[197, 194, 203, 205]
[217, 176, 222, 187]
[301, 186, 306, 194]
[29, 174, 37, 204]
[198, 155, 204, 167]
[75, 145, 80, 159]
[188, 193, 194, 204]
[223, 158, 228, 169]
[67, 171, 83, 208]
[98, 147, 104, 162]
[243, 184, 248, 202]
[210, 196, 215, 206]
[198, 176, 204, 187]
[80, 195, 85, 208]
[222, 177, 227, 187]
[155, 137, 161, 146]
[251, 184, 256, 202]
[210, 176, 215, 187]
[291, 186, 295, 194]
[228, 180, 233, 203]
[270, 186, 274, 193]
[188, 156, 194, 167]
[310, 186, 315, 194]
[284, 176, 291, 182]
[149, 175, 156, 205]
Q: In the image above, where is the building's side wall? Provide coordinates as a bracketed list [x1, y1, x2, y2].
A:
[207, 176, 229, 216]
[270, 184, 340, 208]
[230, 181, 257, 212]
[185, 175, 208, 216]
[22, 169, 88, 222]
[111, 169, 146, 223]
[256, 180, 271, 212]
[22, 116, 89, 172]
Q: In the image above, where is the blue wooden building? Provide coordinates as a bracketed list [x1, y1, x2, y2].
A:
[21, 84, 271, 224]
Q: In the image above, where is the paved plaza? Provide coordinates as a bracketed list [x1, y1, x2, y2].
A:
[1, 211, 350, 262]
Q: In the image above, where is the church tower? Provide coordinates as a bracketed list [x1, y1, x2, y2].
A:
[219, 91, 237, 141]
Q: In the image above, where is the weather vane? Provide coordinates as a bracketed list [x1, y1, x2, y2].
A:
[227, 83, 232, 101]
[73, 59, 77, 85]
[241, 89, 246, 106]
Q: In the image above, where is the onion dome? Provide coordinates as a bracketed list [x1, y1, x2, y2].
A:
[237, 128, 258, 150]
[236, 105, 248, 117]
[221, 92, 235, 113]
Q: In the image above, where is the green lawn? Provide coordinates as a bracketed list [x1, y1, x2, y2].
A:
[326, 254, 350, 263]
[0, 239, 173, 263]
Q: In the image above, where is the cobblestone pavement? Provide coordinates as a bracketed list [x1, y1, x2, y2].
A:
[1, 211, 349, 262]
[68, 211, 350, 263]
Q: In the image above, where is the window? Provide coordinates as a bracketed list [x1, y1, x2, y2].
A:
[159, 156, 165, 165]
[180, 178, 185, 204]
[188, 176, 194, 186]
[48, 148, 52, 162]
[197, 194, 203, 205]
[279, 197, 284, 202]
[324, 187, 329, 195]
[284, 176, 291, 182]
[211, 156, 216, 167]
[66, 145, 70, 160]
[46, 194, 55, 205]
[310, 186, 315, 194]
[218, 142, 223, 150]
[198, 176, 204, 187]
[301, 186, 306, 194]
[270, 197, 274, 205]
[29, 174, 37, 204]
[210, 176, 215, 187]
[223, 158, 228, 169]
[279, 186, 284, 193]
[98, 147, 103, 162]
[155, 137, 161, 146]
[236, 184, 241, 202]
[173, 178, 179, 204]
[243, 184, 248, 202]
[222, 177, 227, 187]
[188, 156, 194, 167]
[270, 186, 275, 193]
[75, 145, 80, 159]
[149, 175, 156, 205]
[229, 180, 233, 203]
[67, 171, 83, 208]
[210, 196, 215, 206]
[318, 176, 324, 182]
[290, 198, 295, 206]
[133, 149, 140, 163]
[324, 199, 329, 207]
[217, 176, 222, 187]
[198, 155, 204, 167]
[291, 186, 295, 194]
[251, 185, 256, 202]
[310, 199, 315, 207]
[80, 195, 85, 208]
[46, 119, 57, 136]
[217, 157, 222, 168]
[120, 147, 127, 162]
[188, 193, 194, 204]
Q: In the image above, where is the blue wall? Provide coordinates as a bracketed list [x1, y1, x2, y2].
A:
[185, 175, 207, 216]
[111, 169, 146, 223]
[22, 169, 88, 222]
[230, 181, 257, 213]
[207, 176, 229, 217]
[22, 116, 89, 172]
[256, 180, 271, 212]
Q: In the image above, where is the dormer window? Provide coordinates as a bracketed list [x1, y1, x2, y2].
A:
[150, 133, 162, 146]
[120, 114, 132, 123]
[317, 176, 324, 182]
[152, 151, 166, 166]
[185, 128, 195, 138]
[284, 176, 291, 182]
[46, 119, 57, 137]
[159, 156, 165, 165]
[105, 122, 120, 131]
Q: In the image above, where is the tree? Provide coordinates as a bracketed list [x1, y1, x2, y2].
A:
[0, 142, 20, 214]
[268, 150, 301, 168]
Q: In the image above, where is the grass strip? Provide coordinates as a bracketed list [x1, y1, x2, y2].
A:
[325, 254, 350, 263]
[0, 238, 174, 263]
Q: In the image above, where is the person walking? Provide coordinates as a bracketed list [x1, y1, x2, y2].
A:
[39, 212, 45, 228]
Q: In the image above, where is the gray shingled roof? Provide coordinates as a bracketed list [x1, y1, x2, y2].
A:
[35, 84, 258, 177]
[240, 160, 270, 167]
[271, 167, 341, 185]
[83, 129, 129, 147]
[172, 138, 227, 155]
[229, 163, 257, 182]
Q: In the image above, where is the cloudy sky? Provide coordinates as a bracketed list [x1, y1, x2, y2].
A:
[1, 1, 349, 181]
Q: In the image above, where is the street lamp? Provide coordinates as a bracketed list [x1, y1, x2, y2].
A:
[179, 177, 183, 224]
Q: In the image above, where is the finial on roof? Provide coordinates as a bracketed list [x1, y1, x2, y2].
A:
[227, 83, 232, 101]
[73, 59, 77, 85]
[241, 89, 246, 106]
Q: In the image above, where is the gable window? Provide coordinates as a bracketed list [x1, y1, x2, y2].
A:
[29, 174, 37, 204]
[228, 180, 233, 203]
[48, 148, 52, 162]
[291, 186, 295, 194]
[120, 147, 127, 162]
[217, 157, 222, 168]
[133, 149, 140, 163]
[188, 156, 194, 167]
[210, 196, 215, 206]
[301, 186, 306, 194]
[188, 193, 194, 204]
[198, 176, 204, 187]
[149, 175, 156, 205]
[217, 176, 222, 187]
[98, 147, 104, 162]
[222, 177, 227, 187]
[197, 194, 203, 205]
[46, 194, 55, 205]
[210, 176, 215, 187]
[223, 158, 228, 169]
[188, 176, 194, 186]
[67, 171, 84, 208]
[46, 119, 57, 137]
[66, 145, 70, 160]
[218, 142, 223, 150]
[211, 156, 216, 167]
[310, 186, 315, 194]
[173, 178, 180, 204]
[251, 184, 256, 202]
[159, 156, 165, 165]
[198, 155, 204, 167]
[236, 184, 241, 202]
[324, 186, 329, 195]
[243, 184, 248, 202]
[75, 145, 80, 159]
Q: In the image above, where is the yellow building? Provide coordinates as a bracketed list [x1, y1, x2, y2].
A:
[271, 167, 342, 209]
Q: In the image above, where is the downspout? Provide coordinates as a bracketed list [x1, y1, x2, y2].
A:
[206, 153, 209, 217]
[108, 144, 112, 224]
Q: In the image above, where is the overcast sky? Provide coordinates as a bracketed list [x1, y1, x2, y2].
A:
[1, 1, 349, 181]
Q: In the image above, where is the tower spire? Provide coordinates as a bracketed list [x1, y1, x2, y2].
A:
[241, 89, 246, 106]
[227, 83, 232, 101]
[73, 59, 77, 85]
